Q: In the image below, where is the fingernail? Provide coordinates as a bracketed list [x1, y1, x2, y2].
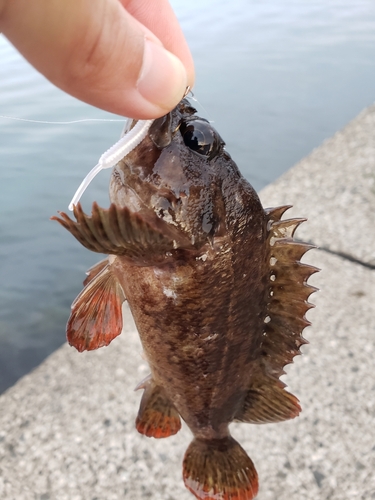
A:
[137, 38, 188, 112]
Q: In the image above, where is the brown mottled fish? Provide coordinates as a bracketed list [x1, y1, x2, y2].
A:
[52, 99, 317, 500]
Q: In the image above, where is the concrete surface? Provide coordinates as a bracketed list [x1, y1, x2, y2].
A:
[260, 104, 375, 267]
[0, 106, 375, 499]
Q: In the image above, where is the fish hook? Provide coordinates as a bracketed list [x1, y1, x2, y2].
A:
[183, 85, 191, 98]
[68, 86, 192, 211]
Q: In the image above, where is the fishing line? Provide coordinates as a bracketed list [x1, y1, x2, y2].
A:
[2, 88, 210, 210]
[0, 115, 126, 124]
[69, 86, 190, 209]
[188, 91, 215, 124]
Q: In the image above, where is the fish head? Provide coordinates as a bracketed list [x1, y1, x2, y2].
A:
[110, 99, 240, 247]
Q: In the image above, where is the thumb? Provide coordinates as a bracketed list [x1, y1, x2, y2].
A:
[0, 0, 191, 118]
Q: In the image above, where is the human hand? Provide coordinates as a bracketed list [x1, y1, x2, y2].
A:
[0, 0, 195, 119]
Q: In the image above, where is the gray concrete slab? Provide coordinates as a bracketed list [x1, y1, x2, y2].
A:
[260, 104, 375, 267]
[1, 107, 375, 500]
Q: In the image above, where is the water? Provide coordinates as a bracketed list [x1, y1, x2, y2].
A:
[1, 0, 375, 393]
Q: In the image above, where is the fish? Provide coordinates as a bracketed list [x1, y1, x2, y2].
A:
[52, 98, 318, 500]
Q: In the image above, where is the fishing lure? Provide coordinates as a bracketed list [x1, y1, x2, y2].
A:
[68, 119, 154, 210]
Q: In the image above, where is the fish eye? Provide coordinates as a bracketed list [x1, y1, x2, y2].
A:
[179, 119, 223, 160]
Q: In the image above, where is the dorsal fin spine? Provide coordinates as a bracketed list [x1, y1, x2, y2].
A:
[269, 218, 307, 239]
[264, 205, 293, 222]
[261, 205, 319, 380]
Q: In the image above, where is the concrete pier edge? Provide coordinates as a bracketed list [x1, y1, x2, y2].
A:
[0, 106, 374, 499]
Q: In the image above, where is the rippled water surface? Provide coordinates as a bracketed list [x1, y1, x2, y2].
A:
[1, 0, 375, 392]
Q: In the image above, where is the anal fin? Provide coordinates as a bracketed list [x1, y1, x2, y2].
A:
[136, 380, 181, 438]
[67, 263, 125, 352]
[235, 378, 301, 424]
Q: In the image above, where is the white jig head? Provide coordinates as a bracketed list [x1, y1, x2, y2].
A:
[68, 119, 154, 211]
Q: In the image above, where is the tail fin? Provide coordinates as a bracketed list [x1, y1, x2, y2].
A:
[183, 436, 258, 500]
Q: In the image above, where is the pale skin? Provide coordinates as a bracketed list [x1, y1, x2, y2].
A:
[0, 0, 195, 119]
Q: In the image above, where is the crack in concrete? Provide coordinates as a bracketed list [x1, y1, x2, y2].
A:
[299, 240, 375, 270]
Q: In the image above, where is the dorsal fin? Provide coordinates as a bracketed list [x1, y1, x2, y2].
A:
[235, 207, 318, 425]
[261, 206, 319, 379]
[235, 376, 301, 424]
[264, 205, 292, 223]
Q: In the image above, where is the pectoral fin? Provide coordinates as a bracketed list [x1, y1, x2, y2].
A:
[135, 379, 181, 438]
[67, 263, 125, 352]
[52, 202, 192, 262]
[83, 258, 109, 286]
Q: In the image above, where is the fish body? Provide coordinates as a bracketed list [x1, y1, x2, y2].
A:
[53, 100, 317, 500]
